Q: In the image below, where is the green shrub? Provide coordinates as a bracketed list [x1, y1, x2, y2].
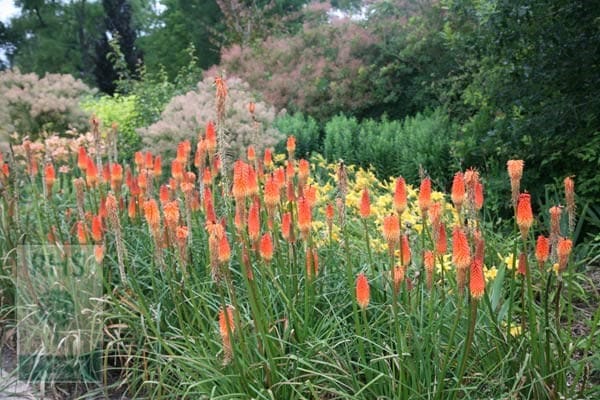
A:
[323, 109, 456, 184]
[274, 112, 321, 157]
[81, 94, 141, 161]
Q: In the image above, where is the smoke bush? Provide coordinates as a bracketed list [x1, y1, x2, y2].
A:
[139, 76, 282, 161]
[0, 69, 95, 144]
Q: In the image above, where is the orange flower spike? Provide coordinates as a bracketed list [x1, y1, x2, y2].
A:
[247, 145, 256, 162]
[1, 164, 8, 181]
[312, 249, 319, 277]
[205, 121, 217, 155]
[143, 152, 153, 170]
[549, 206, 562, 239]
[394, 177, 407, 213]
[259, 233, 274, 263]
[418, 177, 432, 214]
[91, 215, 103, 243]
[557, 237, 572, 272]
[287, 136, 296, 159]
[400, 235, 411, 266]
[44, 162, 56, 193]
[452, 226, 471, 270]
[451, 172, 466, 212]
[264, 175, 280, 209]
[159, 184, 170, 204]
[94, 244, 105, 264]
[134, 151, 144, 168]
[516, 193, 534, 240]
[218, 234, 231, 264]
[171, 159, 184, 181]
[535, 235, 550, 267]
[517, 252, 528, 276]
[326, 203, 335, 223]
[76, 221, 87, 245]
[128, 198, 137, 219]
[424, 250, 435, 289]
[218, 305, 235, 338]
[474, 181, 484, 211]
[143, 199, 161, 231]
[428, 202, 442, 230]
[274, 167, 285, 188]
[298, 159, 310, 182]
[77, 147, 88, 171]
[304, 185, 317, 208]
[359, 188, 371, 219]
[469, 256, 485, 300]
[163, 200, 180, 227]
[85, 157, 98, 187]
[246, 166, 259, 197]
[263, 148, 273, 169]
[392, 265, 405, 292]
[110, 163, 123, 191]
[153, 155, 162, 177]
[176, 141, 188, 164]
[232, 160, 248, 201]
[286, 160, 295, 181]
[247, 199, 261, 242]
[356, 273, 370, 310]
[203, 188, 217, 223]
[297, 196, 312, 239]
[382, 214, 400, 245]
[281, 211, 293, 242]
[137, 170, 148, 191]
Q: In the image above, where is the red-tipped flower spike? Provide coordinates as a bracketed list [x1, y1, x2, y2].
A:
[247, 199, 260, 242]
[218, 234, 230, 264]
[400, 235, 411, 266]
[418, 177, 432, 214]
[246, 165, 258, 197]
[452, 226, 471, 270]
[134, 151, 144, 168]
[78, 147, 88, 171]
[143, 152, 153, 170]
[535, 235, 550, 267]
[394, 177, 407, 213]
[326, 203, 335, 224]
[297, 196, 312, 239]
[281, 212, 292, 242]
[91, 215, 103, 242]
[159, 184, 170, 204]
[44, 162, 56, 193]
[128, 198, 137, 219]
[474, 181, 484, 211]
[436, 223, 447, 255]
[247, 145, 256, 162]
[205, 121, 217, 155]
[359, 188, 371, 218]
[516, 193, 534, 239]
[451, 172, 466, 212]
[259, 233, 274, 262]
[469, 256, 485, 300]
[356, 273, 370, 310]
[86, 157, 98, 187]
[202, 167, 212, 185]
[557, 237, 572, 273]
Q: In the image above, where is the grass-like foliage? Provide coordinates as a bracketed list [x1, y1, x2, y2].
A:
[0, 77, 598, 399]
